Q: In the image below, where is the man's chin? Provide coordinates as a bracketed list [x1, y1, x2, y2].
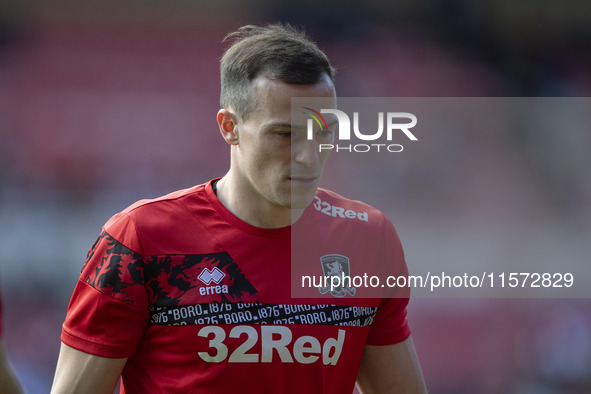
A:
[289, 190, 317, 210]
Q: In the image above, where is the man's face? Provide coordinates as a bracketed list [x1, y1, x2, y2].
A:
[232, 73, 336, 215]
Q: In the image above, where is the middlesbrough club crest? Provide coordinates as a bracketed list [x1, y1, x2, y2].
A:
[318, 254, 356, 297]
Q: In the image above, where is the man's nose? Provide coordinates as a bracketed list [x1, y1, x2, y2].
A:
[293, 138, 320, 168]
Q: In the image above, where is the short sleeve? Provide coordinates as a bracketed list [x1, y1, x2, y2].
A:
[61, 213, 150, 358]
[366, 297, 410, 345]
[366, 214, 411, 345]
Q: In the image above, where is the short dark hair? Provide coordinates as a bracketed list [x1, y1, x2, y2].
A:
[220, 23, 335, 120]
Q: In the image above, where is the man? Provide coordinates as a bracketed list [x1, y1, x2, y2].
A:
[51, 24, 427, 393]
[0, 297, 24, 394]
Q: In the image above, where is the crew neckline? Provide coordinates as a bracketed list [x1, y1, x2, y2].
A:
[205, 178, 306, 239]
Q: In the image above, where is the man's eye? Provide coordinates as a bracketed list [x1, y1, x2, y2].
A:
[278, 132, 292, 137]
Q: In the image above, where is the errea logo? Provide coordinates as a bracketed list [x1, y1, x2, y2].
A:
[198, 267, 225, 285]
[313, 196, 368, 222]
[198, 267, 229, 296]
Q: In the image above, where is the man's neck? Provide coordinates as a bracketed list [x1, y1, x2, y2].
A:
[214, 174, 305, 229]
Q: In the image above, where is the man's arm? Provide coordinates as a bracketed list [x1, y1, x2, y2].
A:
[356, 336, 427, 394]
[0, 340, 24, 394]
[51, 342, 128, 394]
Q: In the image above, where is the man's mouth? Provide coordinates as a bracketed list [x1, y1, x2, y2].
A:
[288, 176, 319, 184]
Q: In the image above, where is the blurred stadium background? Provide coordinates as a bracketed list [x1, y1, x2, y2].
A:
[1, 0, 590, 392]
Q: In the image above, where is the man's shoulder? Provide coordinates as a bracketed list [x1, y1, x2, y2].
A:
[104, 181, 212, 231]
[99, 181, 219, 254]
[315, 188, 379, 210]
[312, 188, 387, 225]
[121, 183, 205, 215]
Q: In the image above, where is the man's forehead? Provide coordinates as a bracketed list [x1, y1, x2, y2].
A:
[248, 75, 336, 123]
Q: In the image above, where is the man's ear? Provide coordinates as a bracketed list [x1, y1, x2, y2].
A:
[217, 109, 239, 146]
